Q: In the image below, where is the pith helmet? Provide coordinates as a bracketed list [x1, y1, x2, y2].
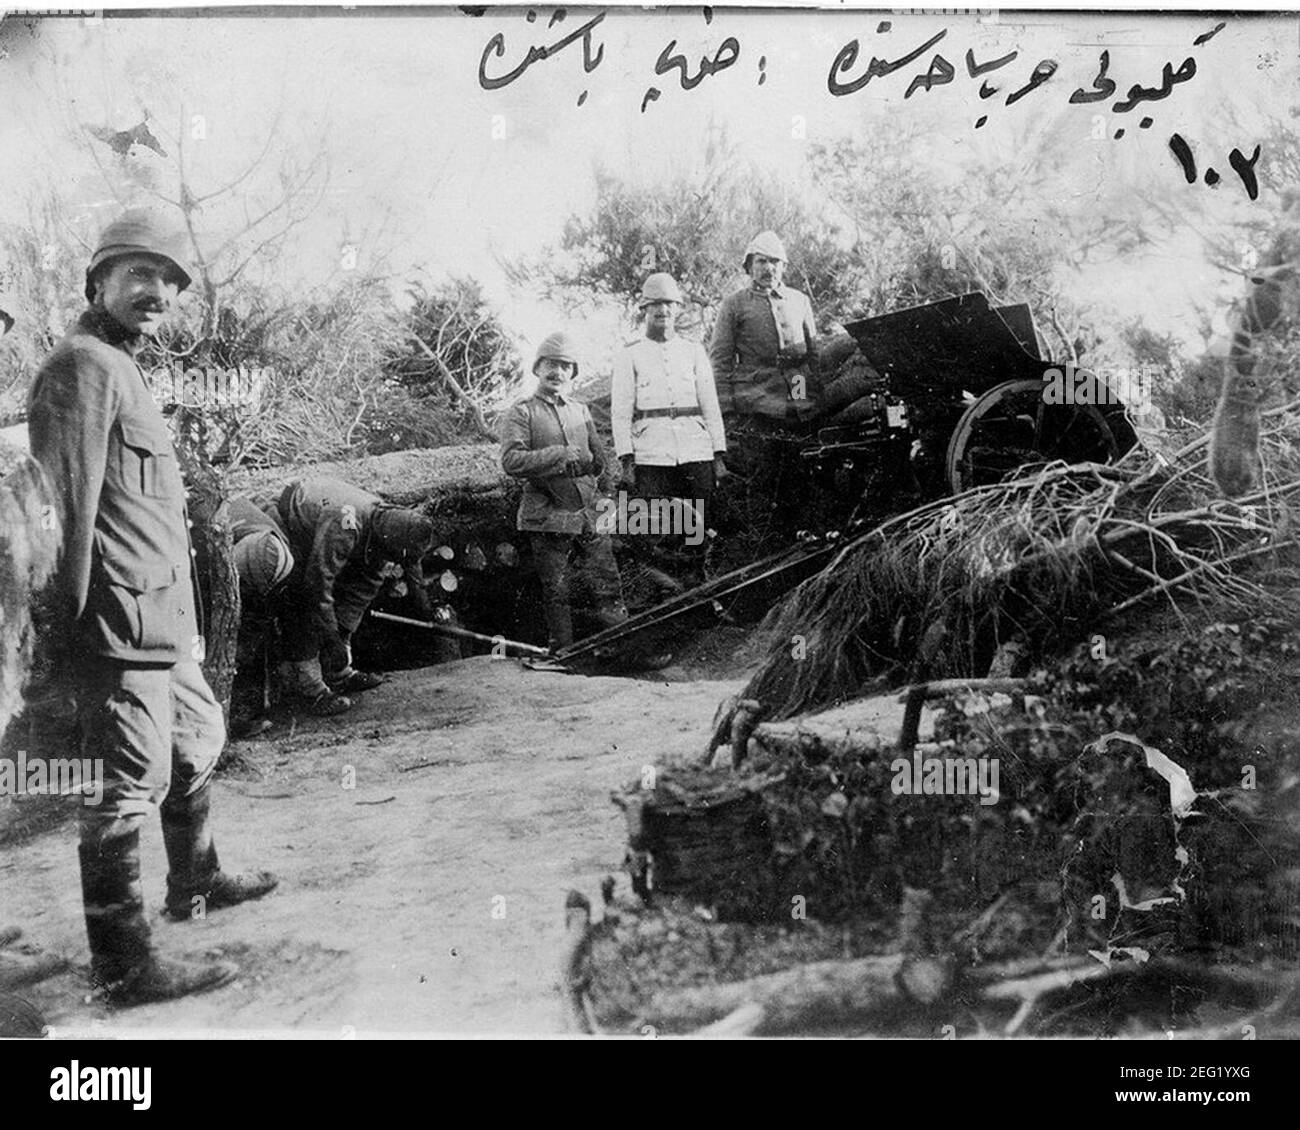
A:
[85, 208, 195, 302]
[742, 230, 788, 271]
[533, 331, 582, 377]
[638, 272, 684, 307]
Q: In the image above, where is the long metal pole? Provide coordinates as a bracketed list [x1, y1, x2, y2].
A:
[369, 610, 552, 659]
[555, 538, 840, 664]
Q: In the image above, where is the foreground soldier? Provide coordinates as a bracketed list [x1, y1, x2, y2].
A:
[611, 273, 727, 578]
[500, 332, 628, 650]
[27, 209, 276, 1005]
[274, 476, 435, 706]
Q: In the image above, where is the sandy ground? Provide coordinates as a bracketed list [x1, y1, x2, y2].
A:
[2, 656, 752, 1036]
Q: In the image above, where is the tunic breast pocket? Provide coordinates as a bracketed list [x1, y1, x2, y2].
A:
[118, 420, 177, 499]
[93, 546, 185, 653]
[634, 377, 659, 410]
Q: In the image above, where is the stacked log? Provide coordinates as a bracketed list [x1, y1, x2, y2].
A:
[227, 443, 514, 512]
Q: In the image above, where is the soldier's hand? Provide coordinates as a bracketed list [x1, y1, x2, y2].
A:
[619, 455, 636, 489]
[713, 454, 730, 481]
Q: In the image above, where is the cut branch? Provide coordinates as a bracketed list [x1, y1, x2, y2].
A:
[408, 331, 497, 442]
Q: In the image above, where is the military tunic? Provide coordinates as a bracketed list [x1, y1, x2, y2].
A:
[610, 336, 726, 466]
[499, 390, 624, 648]
[708, 283, 819, 421]
[28, 308, 222, 820]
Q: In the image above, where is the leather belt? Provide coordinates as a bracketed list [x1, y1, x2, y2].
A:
[634, 406, 702, 420]
[731, 357, 808, 378]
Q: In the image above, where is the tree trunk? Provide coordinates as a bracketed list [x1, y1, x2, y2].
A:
[0, 452, 59, 738]
[637, 952, 952, 1033]
[175, 412, 240, 725]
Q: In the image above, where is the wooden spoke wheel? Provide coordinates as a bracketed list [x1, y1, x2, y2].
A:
[945, 377, 1123, 493]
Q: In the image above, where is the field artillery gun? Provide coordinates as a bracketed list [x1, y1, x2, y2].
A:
[800, 290, 1139, 497]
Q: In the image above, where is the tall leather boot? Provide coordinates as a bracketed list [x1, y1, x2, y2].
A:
[161, 783, 278, 922]
[80, 822, 237, 1006]
[544, 604, 574, 652]
[532, 534, 574, 651]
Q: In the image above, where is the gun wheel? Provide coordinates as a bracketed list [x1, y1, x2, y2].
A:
[945, 378, 1124, 493]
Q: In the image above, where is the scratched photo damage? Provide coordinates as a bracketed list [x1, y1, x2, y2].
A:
[0, 4, 1298, 1044]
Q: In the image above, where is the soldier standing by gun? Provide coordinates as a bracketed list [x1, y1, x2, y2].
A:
[708, 230, 820, 425]
[500, 331, 628, 651]
[708, 231, 822, 533]
[27, 209, 276, 1005]
[611, 273, 727, 582]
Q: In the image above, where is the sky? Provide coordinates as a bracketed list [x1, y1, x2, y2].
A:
[0, 6, 1296, 358]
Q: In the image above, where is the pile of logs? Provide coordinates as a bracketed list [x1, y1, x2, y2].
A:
[561, 883, 1300, 1038]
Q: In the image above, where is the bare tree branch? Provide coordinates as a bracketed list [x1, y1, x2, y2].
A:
[407, 329, 496, 442]
[190, 108, 285, 207]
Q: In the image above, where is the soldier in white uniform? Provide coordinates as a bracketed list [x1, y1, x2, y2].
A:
[611, 273, 727, 576]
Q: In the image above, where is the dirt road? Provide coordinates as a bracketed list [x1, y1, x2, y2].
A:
[2, 657, 743, 1036]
